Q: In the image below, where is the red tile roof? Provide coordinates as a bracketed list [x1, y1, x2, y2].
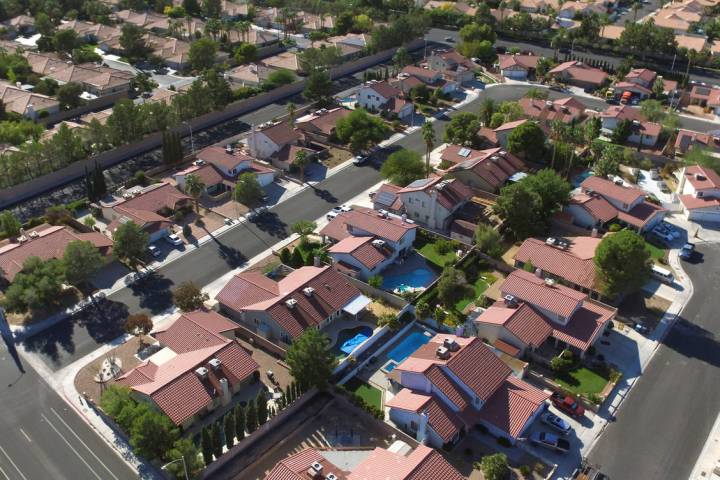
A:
[477, 376, 549, 439]
[442, 146, 525, 190]
[176, 163, 224, 186]
[551, 300, 614, 351]
[514, 236, 601, 291]
[257, 121, 301, 146]
[616, 201, 666, 229]
[372, 183, 404, 211]
[675, 130, 720, 155]
[197, 145, 253, 172]
[684, 165, 720, 191]
[625, 68, 656, 84]
[475, 303, 553, 348]
[679, 194, 720, 210]
[385, 389, 464, 443]
[445, 337, 512, 402]
[398, 176, 473, 211]
[328, 236, 391, 269]
[569, 192, 619, 224]
[348, 445, 464, 480]
[295, 107, 351, 136]
[401, 66, 439, 83]
[501, 269, 586, 318]
[426, 364, 472, 410]
[154, 310, 238, 353]
[519, 97, 586, 124]
[116, 182, 192, 214]
[549, 61, 608, 86]
[364, 80, 402, 99]
[581, 176, 645, 207]
[319, 207, 417, 243]
[498, 54, 539, 70]
[265, 448, 348, 480]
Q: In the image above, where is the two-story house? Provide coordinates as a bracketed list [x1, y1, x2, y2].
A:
[356, 81, 414, 120]
[295, 107, 352, 143]
[396, 177, 473, 230]
[427, 49, 476, 85]
[473, 269, 616, 358]
[397, 65, 457, 94]
[440, 145, 525, 193]
[215, 266, 370, 345]
[117, 310, 259, 430]
[247, 121, 314, 171]
[518, 96, 586, 127]
[386, 334, 550, 448]
[677, 165, 720, 222]
[187, 145, 276, 188]
[599, 104, 661, 146]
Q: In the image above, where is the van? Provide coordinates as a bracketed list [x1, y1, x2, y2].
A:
[651, 265, 674, 284]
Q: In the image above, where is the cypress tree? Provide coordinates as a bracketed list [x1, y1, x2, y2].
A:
[224, 412, 236, 448]
[201, 427, 213, 465]
[280, 247, 292, 265]
[84, 166, 95, 202]
[211, 421, 223, 459]
[278, 392, 287, 410]
[285, 384, 292, 403]
[93, 161, 107, 198]
[246, 401, 258, 433]
[290, 248, 304, 268]
[257, 392, 268, 426]
[234, 404, 245, 440]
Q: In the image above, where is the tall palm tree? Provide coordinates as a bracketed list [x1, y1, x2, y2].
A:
[549, 120, 567, 170]
[287, 102, 297, 124]
[295, 149, 309, 183]
[421, 122, 435, 177]
[478, 98, 495, 126]
[184, 174, 205, 213]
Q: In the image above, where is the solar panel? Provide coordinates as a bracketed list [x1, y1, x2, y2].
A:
[376, 190, 397, 206]
[458, 147, 471, 157]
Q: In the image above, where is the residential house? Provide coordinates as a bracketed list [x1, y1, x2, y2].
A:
[613, 68, 659, 100]
[427, 49, 476, 85]
[371, 183, 405, 214]
[517, 0, 560, 13]
[117, 310, 259, 429]
[567, 176, 666, 232]
[322, 33, 369, 59]
[295, 107, 352, 143]
[266, 444, 465, 480]
[0, 224, 112, 283]
[477, 118, 527, 148]
[473, 269, 615, 358]
[398, 66, 457, 95]
[247, 121, 313, 171]
[152, 36, 192, 70]
[102, 183, 193, 242]
[599, 105, 661, 146]
[296, 11, 335, 31]
[440, 145, 525, 192]
[674, 129, 720, 156]
[688, 84, 720, 115]
[327, 236, 396, 280]
[518, 96, 586, 127]
[558, 1, 607, 18]
[356, 81, 415, 120]
[497, 54, 540, 80]
[397, 176, 473, 230]
[548, 61, 608, 90]
[653, 9, 698, 33]
[260, 52, 302, 74]
[513, 236, 602, 298]
[112, 9, 169, 32]
[216, 265, 369, 344]
[600, 25, 625, 41]
[2, 15, 35, 37]
[675, 33, 709, 52]
[224, 63, 273, 87]
[386, 334, 550, 447]
[193, 145, 276, 187]
[0, 81, 60, 120]
[58, 20, 122, 45]
[677, 165, 720, 222]
[174, 163, 227, 198]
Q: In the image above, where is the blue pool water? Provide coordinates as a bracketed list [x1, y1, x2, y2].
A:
[572, 170, 595, 188]
[333, 326, 373, 356]
[385, 330, 432, 367]
[382, 268, 435, 291]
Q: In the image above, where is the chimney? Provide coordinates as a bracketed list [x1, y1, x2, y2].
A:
[535, 267, 543, 278]
[219, 377, 231, 405]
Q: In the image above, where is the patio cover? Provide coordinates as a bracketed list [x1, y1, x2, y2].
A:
[342, 294, 372, 315]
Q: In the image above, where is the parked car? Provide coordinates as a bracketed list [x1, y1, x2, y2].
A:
[651, 227, 673, 243]
[246, 206, 268, 221]
[679, 242, 695, 260]
[165, 233, 183, 246]
[651, 264, 674, 284]
[529, 432, 571, 453]
[661, 222, 681, 239]
[352, 155, 369, 166]
[541, 412, 572, 435]
[327, 205, 352, 220]
[551, 392, 585, 418]
[148, 245, 161, 258]
[444, 36, 454, 42]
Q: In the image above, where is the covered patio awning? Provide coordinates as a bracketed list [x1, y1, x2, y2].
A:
[342, 294, 372, 315]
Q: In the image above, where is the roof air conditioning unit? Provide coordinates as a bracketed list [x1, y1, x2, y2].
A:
[327, 474, 338, 480]
[311, 462, 323, 474]
[303, 287, 315, 297]
[193, 159, 205, 166]
[286, 298, 298, 308]
[632, 120, 641, 126]
[195, 366, 209, 378]
[695, 174, 706, 181]
[545, 100, 553, 107]
[225, 144, 233, 153]
[378, 209, 388, 218]
[544, 278, 556, 287]
[208, 358, 222, 370]
[499, 150, 507, 156]
[372, 239, 386, 248]
[503, 294, 517, 307]
[29, 231, 39, 239]
[436, 346, 450, 360]
[443, 338, 460, 352]
[546, 237, 556, 246]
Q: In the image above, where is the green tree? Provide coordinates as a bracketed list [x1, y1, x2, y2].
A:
[437, 266, 470, 307]
[584, 117, 601, 144]
[481, 453, 510, 480]
[294, 149, 309, 182]
[459, 23, 496, 43]
[246, 401, 258, 433]
[112, 221, 148, 270]
[595, 145, 622, 178]
[507, 121, 546, 162]
[162, 130, 183, 165]
[298, 45, 342, 72]
[525, 87, 548, 100]
[3, 257, 65, 312]
[201, 427, 213, 464]
[57, 82, 84, 109]
[223, 412, 236, 448]
[291, 220, 317, 244]
[392, 46, 411, 69]
[368, 274, 383, 289]
[234, 405, 245, 440]
[290, 247, 305, 268]
[210, 421, 223, 459]
[594, 229, 651, 297]
[286, 328, 337, 389]
[475, 224, 502, 258]
[164, 438, 204, 479]
[234, 42, 257, 64]
[652, 76, 666, 98]
[444, 112, 481, 147]
[184, 173, 205, 213]
[63, 240, 104, 286]
[256, 392, 268, 425]
[335, 109, 390, 153]
[0, 211, 21, 238]
[120, 23, 149, 61]
[234, 172, 264, 209]
[611, 118, 632, 144]
[189, 37, 218, 71]
[494, 183, 545, 239]
[53, 29, 78, 56]
[684, 146, 720, 173]
[521, 169, 571, 216]
[421, 122, 436, 176]
[173, 281, 209, 312]
[303, 70, 333, 106]
[129, 409, 179, 460]
[640, 99, 665, 122]
[99, 385, 134, 419]
[380, 149, 426, 186]
[458, 40, 495, 62]
[478, 98, 495, 126]
[203, 0, 222, 17]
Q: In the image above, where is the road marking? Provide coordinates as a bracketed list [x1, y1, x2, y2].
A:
[18, 429, 31, 443]
[41, 413, 102, 480]
[0, 464, 9, 480]
[49, 408, 120, 480]
[0, 445, 28, 480]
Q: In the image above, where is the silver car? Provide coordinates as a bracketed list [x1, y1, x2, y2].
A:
[541, 412, 572, 435]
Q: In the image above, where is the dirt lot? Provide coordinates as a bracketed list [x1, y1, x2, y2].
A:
[617, 290, 672, 331]
[320, 146, 353, 169]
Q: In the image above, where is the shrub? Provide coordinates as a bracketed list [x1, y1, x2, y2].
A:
[174, 210, 185, 222]
[550, 349, 575, 373]
[481, 452, 510, 480]
[519, 465, 531, 477]
[608, 223, 621, 232]
[435, 239, 453, 255]
[588, 393, 602, 405]
[368, 275, 383, 289]
[182, 224, 191, 237]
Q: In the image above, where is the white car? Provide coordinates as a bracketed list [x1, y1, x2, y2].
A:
[541, 412, 572, 435]
[165, 233, 183, 246]
[327, 205, 351, 220]
[148, 245, 161, 258]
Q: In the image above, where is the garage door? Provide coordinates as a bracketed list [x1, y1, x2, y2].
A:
[689, 209, 720, 222]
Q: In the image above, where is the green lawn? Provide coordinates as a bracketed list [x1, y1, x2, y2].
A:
[455, 272, 497, 312]
[554, 367, 609, 396]
[418, 243, 457, 268]
[346, 379, 383, 410]
[645, 240, 666, 261]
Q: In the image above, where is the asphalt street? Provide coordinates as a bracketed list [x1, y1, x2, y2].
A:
[0, 338, 138, 480]
[589, 243, 720, 479]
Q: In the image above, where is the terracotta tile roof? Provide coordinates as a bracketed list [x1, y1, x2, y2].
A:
[549, 61, 608, 86]
[569, 192, 618, 223]
[581, 176, 644, 207]
[273, 144, 314, 165]
[477, 376, 550, 438]
[679, 194, 720, 210]
[401, 66, 439, 83]
[675, 130, 720, 154]
[257, 121, 301, 147]
[0, 225, 112, 281]
[320, 207, 416, 243]
[493, 339, 520, 357]
[625, 68, 657, 85]
[476, 302, 553, 347]
[154, 310, 238, 353]
[295, 107, 351, 136]
[514, 236, 601, 291]
[398, 176, 473, 211]
[498, 54, 540, 70]
[197, 145, 253, 172]
[385, 389, 463, 443]
[328, 236, 391, 269]
[176, 164, 224, 186]
[552, 300, 614, 350]
[445, 337, 512, 402]
[266, 448, 348, 480]
[600, 25, 624, 40]
[501, 269, 586, 318]
[614, 81, 652, 95]
[616, 201, 666, 228]
[684, 165, 720, 190]
[260, 52, 301, 72]
[348, 445, 464, 480]
[426, 364, 472, 410]
[364, 80, 402, 99]
[519, 97, 585, 124]
[443, 146, 525, 190]
[116, 182, 192, 214]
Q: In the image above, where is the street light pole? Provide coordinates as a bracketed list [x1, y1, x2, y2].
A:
[161, 457, 188, 480]
[183, 121, 195, 153]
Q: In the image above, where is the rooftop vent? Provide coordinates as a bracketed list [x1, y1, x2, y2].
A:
[17, 235, 27, 244]
[29, 231, 39, 239]
[503, 294, 517, 307]
[545, 100, 553, 107]
[195, 366, 209, 378]
[499, 150, 507, 156]
[303, 287, 315, 297]
[458, 147, 472, 157]
[695, 173, 706, 181]
[544, 277, 556, 287]
[286, 298, 298, 308]
[436, 346, 450, 360]
[208, 358, 221, 370]
[372, 239, 386, 248]
[327, 474, 338, 480]
[193, 159, 206, 166]
[311, 462, 323, 474]
[545, 237, 556, 246]
[443, 338, 460, 352]
[225, 144, 233, 153]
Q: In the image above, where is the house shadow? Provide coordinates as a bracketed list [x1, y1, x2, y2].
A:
[128, 273, 175, 314]
[662, 317, 720, 370]
[305, 162, 329, 183]
[263, 182, 288, 206]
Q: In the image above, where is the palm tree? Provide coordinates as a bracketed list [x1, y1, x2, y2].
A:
[287, 102, 297, 124]
[478, 98, 495, 126]
[632, 0, 641, 21]
[599, 13, 610, 39]
[499, 0, 507, 21]
[184, 174, 205, 213]
[421, 122, 435, 177]
[549, 121, 567, 170]
[294, 149, 308, 183]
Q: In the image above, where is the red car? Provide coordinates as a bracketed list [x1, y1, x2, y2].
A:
[551, 392, 585, 418]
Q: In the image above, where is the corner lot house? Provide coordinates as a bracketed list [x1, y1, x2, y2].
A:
[440, 145, 525, 193]
[356, 81, 414, 119]
[427, 49, 476, 85]
[216, 266, 369, 345]
[548, 61, 608, 90]
[473, 269, 616, 358]
[677, 165, 720, 222]
[386, 335, 549, 448]
[0, 224, 112, 282]
[117, 310, 259, 430]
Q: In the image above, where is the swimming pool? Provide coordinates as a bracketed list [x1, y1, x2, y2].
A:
[382, 268, 436, 291]
[332, 326, 373, 357]
[383, 329, 432, 371]
[572, 170, 595, 187]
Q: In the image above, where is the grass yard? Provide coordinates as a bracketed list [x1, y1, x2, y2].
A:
[455, 272, 497, 312]
[554, 367, 610, 396]
[346, 379, 383, 410]
[418, 242, 457, 268]
[645, 240, 666, 262]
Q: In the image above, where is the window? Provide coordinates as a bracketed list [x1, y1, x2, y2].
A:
[698, 191, 704, 197]
[421, 201, 426, 208]
[410, 421, 418, 432]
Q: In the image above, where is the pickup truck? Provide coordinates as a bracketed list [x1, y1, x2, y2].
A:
[529, 431, 571, 453]
[551, 392, 585, 418]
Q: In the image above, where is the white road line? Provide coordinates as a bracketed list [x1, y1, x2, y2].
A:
[40, 413, 102, 480]
[0, 445, 28, 480]
[17, 429, 31, 443]
[0, 464, 10, 480]
[49, 408, 120, 480]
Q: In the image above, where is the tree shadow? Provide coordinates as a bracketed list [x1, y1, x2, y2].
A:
[128, 273, 175, 314]
[21, 317, 76, 366]
[75, 298, 130, 343]
[662, 317, 720, 370]
[251, 212, 288, 239]
[309, 185, 338, 204]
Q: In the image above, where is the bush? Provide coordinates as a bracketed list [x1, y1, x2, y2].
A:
[435, 239, 454, 255]
[519, 465, 531, 477]
[368, 275, 383, 289]
[174, 210, 185, 222]
[182, 224, 192, 238]
[550, 349, 575, 373]
[608, 223, 621, 232]
[481, 452, 510, 480]
[588, 393, 602, 405]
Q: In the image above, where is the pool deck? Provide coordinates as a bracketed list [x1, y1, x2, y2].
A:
[324, 317, 378, 348]
[381, 252, 439, 291]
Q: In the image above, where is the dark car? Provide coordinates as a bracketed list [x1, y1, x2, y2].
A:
[679, 242, 695, 260]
